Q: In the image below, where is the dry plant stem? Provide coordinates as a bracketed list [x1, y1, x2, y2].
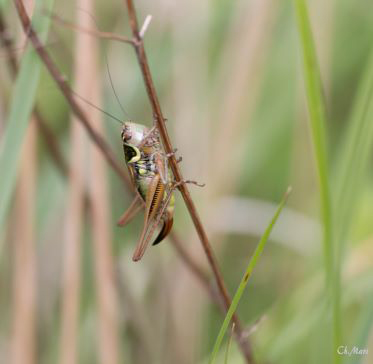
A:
[124, 0, 253, 362]
[59, 4, 89, 361]
[11, 0, 215, 306]
[9, 6, 37, 361]
[14, 0, 131, 190]
[211, 0, 274, 192]
[0, 12, 68, 175]
[11, 124, 37, 364]
[59, 113, 84, 364]
[13, 3, 251, 356]
[79, 0, 119, 361]
[170, 232, 224, 310]
[115, 267, 157, 362]
[48, 11, 133, 45]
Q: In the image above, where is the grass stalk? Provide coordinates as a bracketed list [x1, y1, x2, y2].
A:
[0, 0, 54, 250]
[223, 323, 235, 364]
[349, 292, 373, 364]
[211, 0, 275, 194]
[294, 0, 340, 362]
[80, 1, 119, 362]
[0, 11, 68, 176]
[209, 187, 291, 364]
[12, 2, 251, 342]
[58, 4, 88, 363]
[11, 122, 37, 364]
[124, 0, 254, 361]
[334, 49, 373, 261]
[59, 114, 84, 364]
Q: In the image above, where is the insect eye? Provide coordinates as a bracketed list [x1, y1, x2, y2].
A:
[121, 125, 131, 142]
[124, 144, 141, 163]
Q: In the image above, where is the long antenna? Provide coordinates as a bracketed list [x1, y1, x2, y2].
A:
[105, 56, 130, 119]
[76, 6, 131, 119]
[71, 89, 123, 125]
[42, 8, 130, 124]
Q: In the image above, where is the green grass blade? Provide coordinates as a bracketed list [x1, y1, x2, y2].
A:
[294, 0, 332, 278]
[209, 187, 291, 364]
[294, 1, 341, 362]
[223, 323, 235, 364]
[348, 292, 373, 364]
[0, 0, 54, 241]
[334, 50, 373, 260]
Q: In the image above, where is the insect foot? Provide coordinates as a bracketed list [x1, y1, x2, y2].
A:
[184, 180, 206, 187]
[165, 148, 178, 158]
[173, 180, 206, 189]
[165, 148, 182, 163]
[153, 115, 168, 124]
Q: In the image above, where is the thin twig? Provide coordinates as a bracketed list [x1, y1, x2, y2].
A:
[47, 11, 134, 45]
[170, 232, 224, 309]
[123, 0, 254, 362]
[14, 0, 132, 190]
[13, 2, 253, 360]
[10, 0, 218, 309]
[0, 11, 68, 176]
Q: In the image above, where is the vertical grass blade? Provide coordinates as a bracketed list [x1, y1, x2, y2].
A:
[332, 54, 373, 364]
[349, 292, 373, 364]
[59, 4, 86, 364]
[209, 187, 291, 364]
[11, 124, 37, 364]
[0, 0, 54, 245]
[334, 49, 373, 260]
[82, 0, 120, 362]
[294, 0, 340, 362]
[223, 323, 235, 364]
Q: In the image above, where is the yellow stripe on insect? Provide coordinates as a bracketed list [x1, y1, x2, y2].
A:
[128, 146, 141, 163]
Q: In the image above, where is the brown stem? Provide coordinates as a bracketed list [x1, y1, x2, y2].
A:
[0, 11, 68, 176]
[47, 11, 134, 45]
[14, 0, 131, 189]
[170, 232, 223, 308]
[9, 1, 216, 309]
[12, 2, 253, 360]
[124, 0, 254, 362]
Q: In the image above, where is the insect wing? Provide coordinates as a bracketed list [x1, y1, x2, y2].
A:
[152, 211, 173, 246]
[132, 174, 165, 261]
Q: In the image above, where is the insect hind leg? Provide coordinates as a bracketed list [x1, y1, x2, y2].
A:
[173, 180, 206, 189]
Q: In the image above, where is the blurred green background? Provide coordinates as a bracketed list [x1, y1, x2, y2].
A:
[0, 0, 372, 363]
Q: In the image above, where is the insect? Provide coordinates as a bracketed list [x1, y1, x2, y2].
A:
[117, 122, 175, 261]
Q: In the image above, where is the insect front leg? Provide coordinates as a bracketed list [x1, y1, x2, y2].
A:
[152, 148, 181, 185]
[137, 125, 159, 149]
